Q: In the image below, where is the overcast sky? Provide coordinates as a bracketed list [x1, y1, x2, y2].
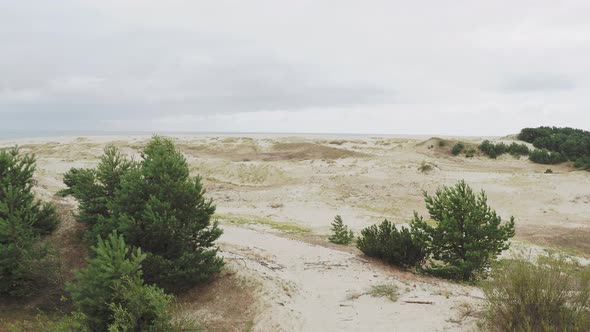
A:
[1, 1, 590, 135]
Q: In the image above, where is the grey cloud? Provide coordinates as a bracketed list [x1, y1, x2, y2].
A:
[1, 1, 590, 133]
[501, 74, 576, 93]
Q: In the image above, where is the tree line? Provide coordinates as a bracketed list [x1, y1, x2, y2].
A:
[475, 126, 590, 170]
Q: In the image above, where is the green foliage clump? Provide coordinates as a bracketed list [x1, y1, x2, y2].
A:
[451, 143, 465, 156]
[518, 126, 590, 168]
[479, 140, 529, 159]
[0, 147, 60, 296]
[328, 215, 354, 245]
[411, 180, 515, 281]
[67, 232, 174, 332]
[482, 256, 590, 331]
[60, 137, 223, 292]
[507, 142, 530, 156]
[356, 219, 425, 268]
[574, 156, 590, 171]
[58, 146, 132, 240]
[529, 149, 565, 164]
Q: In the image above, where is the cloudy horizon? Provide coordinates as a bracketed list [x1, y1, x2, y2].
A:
[2, 1, 590, 136]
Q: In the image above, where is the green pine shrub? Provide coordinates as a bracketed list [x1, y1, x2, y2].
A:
[356, 219, 425, 268]
[67, 232, 175, 332]
[58, 146, 133, 240]
[0, 147, 60, 296]
[411, 180, 515, 281]
[479, 140, 530, 159]
[328, 215, 354, 245]
[518, 126, 590, 169]
[482, 256, 590, 331]
[529, 149, 565, 164]
[60, 137, 223, 292]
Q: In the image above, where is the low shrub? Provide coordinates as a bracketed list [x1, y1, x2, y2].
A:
[482, 256, 590, 331]
[574, 156, 590, 171]
[529, 149, 566, 164]
[507, 142, 530, 156]
[356, 220, 425, 268]
[451, 143, 465, 156]
[479, 140, 530, 159]
[418, 161, 434, 173]
[328, 215, 354, 245]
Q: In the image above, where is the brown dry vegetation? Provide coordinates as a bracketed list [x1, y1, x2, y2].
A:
[517, 224, 590, 256]
[175, 268, 259, 332]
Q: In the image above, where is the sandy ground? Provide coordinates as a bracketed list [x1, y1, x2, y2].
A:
[3, 134, 589, 331]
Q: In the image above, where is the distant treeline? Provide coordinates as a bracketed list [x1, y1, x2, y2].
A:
[477, 126, 590, 170]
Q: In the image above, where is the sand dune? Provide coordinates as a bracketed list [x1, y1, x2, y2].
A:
[3, 134, 588, 331]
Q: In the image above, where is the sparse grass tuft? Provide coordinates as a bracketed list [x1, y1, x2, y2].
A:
[215, 213, 310, 234]
[418, 161, 435, 173]
[369, 283, 399, 302]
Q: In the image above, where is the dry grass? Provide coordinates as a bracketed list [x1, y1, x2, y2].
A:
[368, 283, 399, 302]
[517, 225, 590, 257]
[176, 268, 259, 332]
[191, 160, 289, 187]
[216, 213, 310, 234]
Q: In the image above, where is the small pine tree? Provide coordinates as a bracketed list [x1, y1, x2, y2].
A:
[67, 232, 174, 332]
[328, 215, 354, 245]
[0, 147, 60, 296]
[61, 137, 224, 292]
[411, 180, 515, 280]
[356, 219, 425, 267]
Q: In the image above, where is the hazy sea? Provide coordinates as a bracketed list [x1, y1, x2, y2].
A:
[0, 130, 469, 141]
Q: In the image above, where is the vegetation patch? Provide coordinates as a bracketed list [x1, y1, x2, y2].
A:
[328, 215, 354, 245]
[216, 213, 311, 234]
[482, 255, 590, 331]
[368, 283, 399, 302]
[518, 126, 590, 169]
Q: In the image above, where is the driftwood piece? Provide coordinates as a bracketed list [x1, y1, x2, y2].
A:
[402, 300, 434, 305]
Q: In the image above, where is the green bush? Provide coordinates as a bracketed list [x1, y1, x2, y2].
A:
[507, 142, 530, 156]
[574, 156, 590, 171]
[482, 256, 590, 331]
[411, 180, 515, 281]
[357, 220, 425, 268]
[451, 143, 465, 156]
[67, 232, 174, 332]
[479, 140, 530, 159]
[328, 215, 354, 245]
[529, 149, 565, 164]
[60, 137, 223, 292]
[518, 126, 590, 168]
[0, 147, 60, 296]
